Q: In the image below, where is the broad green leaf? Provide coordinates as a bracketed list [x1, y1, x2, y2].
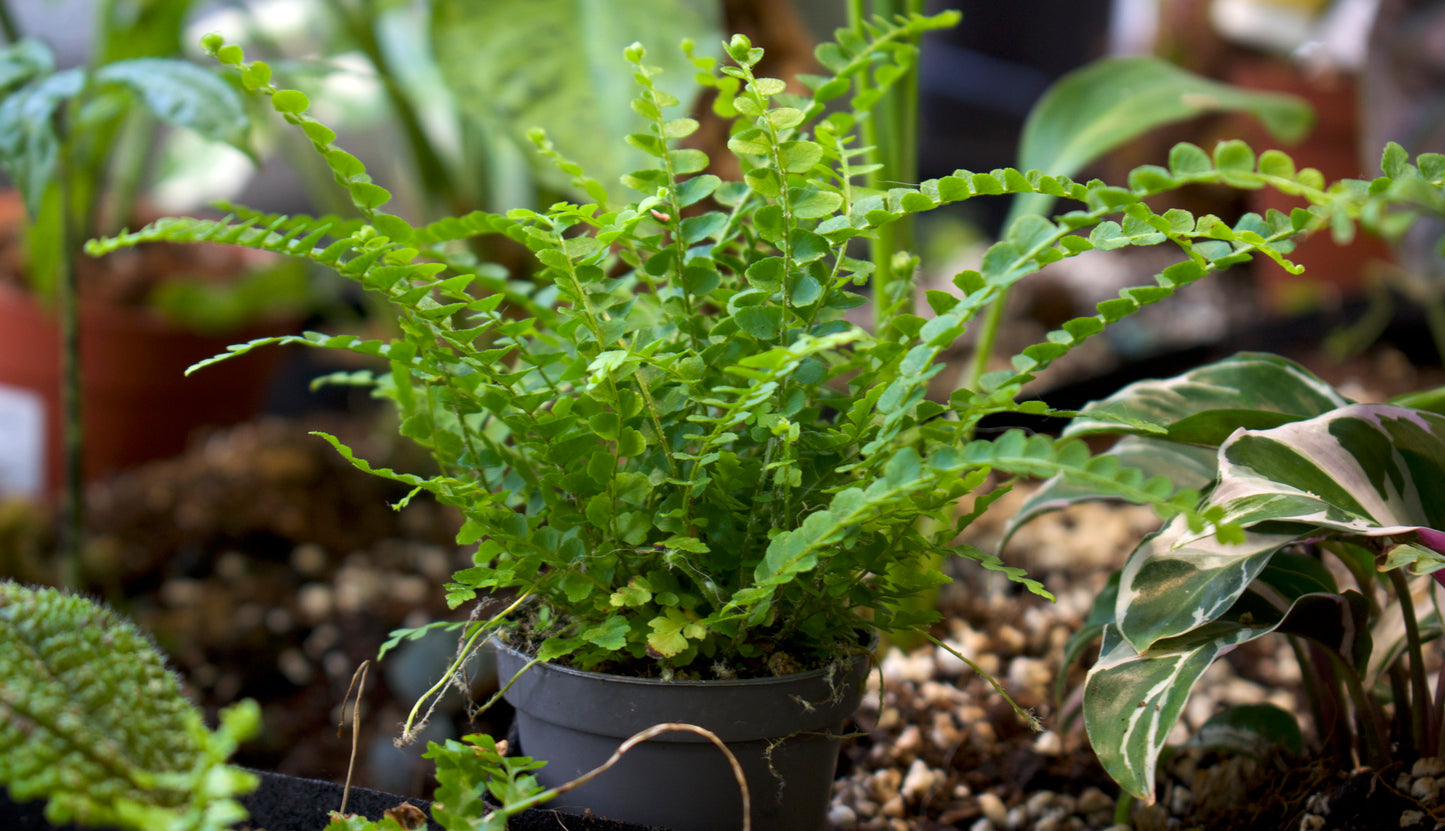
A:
[1011, 56, 1313, 221]
[430, 0, 722, 202]
[1088, 587, 1361, 801]
[95, 59, 252, 155]
[1065, 352, 1351, 444]
[0, 68, 83, 217]
[0, 39, 53, 93]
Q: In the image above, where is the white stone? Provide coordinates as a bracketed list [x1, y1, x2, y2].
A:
[1413, 757, 1445, 778]
[1409, 776, 1437, 802]
[977, 791, 1008, 825]
[1033, 730, 1063, 755]
[901, 758, 935, 801]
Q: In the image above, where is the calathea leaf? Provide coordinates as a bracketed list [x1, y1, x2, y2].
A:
[1063, 352, 1352, 444]
[1116, 404, 1445, 654]
[1087, 581, 1366, 802]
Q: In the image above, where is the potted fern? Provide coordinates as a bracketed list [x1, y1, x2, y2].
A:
[84, 10, 1424, 829]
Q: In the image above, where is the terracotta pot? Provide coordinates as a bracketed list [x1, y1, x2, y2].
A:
[494, 639, 872, 831]
[1227, 59, 1393, 312]
[0, 285, 294, 498]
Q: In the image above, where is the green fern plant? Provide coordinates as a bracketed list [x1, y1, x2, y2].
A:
[84, 13, 1428, 733]
[0, 580, 258, 831]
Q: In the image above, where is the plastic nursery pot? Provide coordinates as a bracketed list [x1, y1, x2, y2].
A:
[493, 638, 872, 831]
[0, 284, 294, 499]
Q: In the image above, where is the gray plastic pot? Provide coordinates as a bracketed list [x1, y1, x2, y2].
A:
[492, 639, 871, 831]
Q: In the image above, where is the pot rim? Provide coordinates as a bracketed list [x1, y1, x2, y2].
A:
[488, 633, 874, 690]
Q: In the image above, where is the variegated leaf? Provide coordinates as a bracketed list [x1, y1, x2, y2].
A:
[1117, 404, 1445, 653]
[1088, 576, 1363, 802]
[1064, 352, 1351, 444]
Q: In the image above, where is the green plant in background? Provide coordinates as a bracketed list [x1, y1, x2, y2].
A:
[227, 0, 722, 221]
[0, 0, 259, 577]
[0, 0, 256, 297]
[1020, 146, 1445, 804]
[0, 580, 258, 831]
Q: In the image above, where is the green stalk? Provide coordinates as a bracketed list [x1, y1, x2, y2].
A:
[53, 117, 82, 588]
[1387, 568, 1433, 754]
[850, 0, 924, 339]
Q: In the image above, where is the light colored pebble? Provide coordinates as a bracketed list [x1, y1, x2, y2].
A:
[215, 551, 248, 580]
[393, 574, 430, 605]
[1409, 776, 1437, 801]
[297, 583, 333, 622]
[291, 542, 327, 575]
[894, 725, 921, 755]
[1025, 791, 1055, 818]
[323, 650, 352, 678]
[277, 647, 312, 685]
[996, 624, 1026, 652]
[1005, 805, 1027, 828]
[901, 758, 934, 801]
[1400, 809, 1425, 827]
[920, 680, 963, 707]
[881, 648, 935, 683]
[1298, 814, 1324, 830]
[827, 804, 858, 829]
[876, 707, 901, 731]
[1006, 656, 1052, 690]
[1414, 757, 1445, 778]
[977, 792, 1008, 826]
[968, 820, 994, 831]
[160, 578, 206, 607]
[880, 795, 904, 818]
[1034, 730, 1063, 755]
